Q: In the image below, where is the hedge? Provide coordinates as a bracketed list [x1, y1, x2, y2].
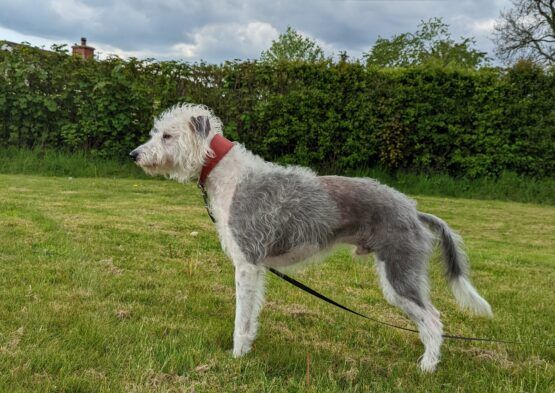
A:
[1, 43, 553, 178]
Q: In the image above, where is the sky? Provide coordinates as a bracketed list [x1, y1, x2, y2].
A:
[0, 0, 512, 63]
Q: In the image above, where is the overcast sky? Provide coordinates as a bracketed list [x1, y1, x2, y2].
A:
[0, 0, 511, 63]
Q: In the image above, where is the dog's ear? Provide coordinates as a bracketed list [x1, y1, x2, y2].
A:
[189, 116, 211, 138]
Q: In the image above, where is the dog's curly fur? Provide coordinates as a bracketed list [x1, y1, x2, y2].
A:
[131, 103, 493, 372]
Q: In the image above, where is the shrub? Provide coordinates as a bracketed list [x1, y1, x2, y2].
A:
[0, 42, 553, 177]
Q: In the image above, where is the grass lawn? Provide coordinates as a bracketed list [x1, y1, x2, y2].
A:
[0, 173, 553, 392]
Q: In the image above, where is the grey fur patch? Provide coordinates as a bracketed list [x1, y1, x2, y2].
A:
[228, 169, 340, 264]
[320, 176, 434, 307]
[230, 172, 439, 308]
[189, 115, 211, 138]
[418, 212, 469, 281]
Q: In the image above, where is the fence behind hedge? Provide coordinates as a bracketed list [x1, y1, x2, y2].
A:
[1, 43, 553, 178]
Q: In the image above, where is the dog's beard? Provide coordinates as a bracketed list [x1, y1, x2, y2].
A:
[140, 164, 164, 176]
[140, 161, 197, 183]
[137, 156, 175, 177]
[135, 146, 204, 183]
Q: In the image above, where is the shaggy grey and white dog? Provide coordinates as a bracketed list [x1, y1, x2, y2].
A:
[130, 103, 493, 372]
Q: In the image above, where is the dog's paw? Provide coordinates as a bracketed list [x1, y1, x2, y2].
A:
[232, 344, 251, 358]
[419, 356, 438, 373]
[232, 335, 253, 358]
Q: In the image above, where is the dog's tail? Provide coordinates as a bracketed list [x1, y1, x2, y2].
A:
[418, 212, 493, 317]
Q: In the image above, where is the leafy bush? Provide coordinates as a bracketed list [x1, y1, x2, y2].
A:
[0, 42, 553, 177]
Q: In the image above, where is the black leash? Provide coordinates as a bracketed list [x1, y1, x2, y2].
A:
[199, 187, 544, 347]
[268, 267, 421, 335]
[268, 267, 527, 345]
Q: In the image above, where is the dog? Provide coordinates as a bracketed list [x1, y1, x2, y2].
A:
[130, 103, 493, 372]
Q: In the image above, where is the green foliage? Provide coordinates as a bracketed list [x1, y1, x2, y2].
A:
[0, 41, 554, 178]
[365, 18, 489, 68]
[260, 26, 326, 63]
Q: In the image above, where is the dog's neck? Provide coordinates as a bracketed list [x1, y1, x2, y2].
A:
[198, 134, 235, 187]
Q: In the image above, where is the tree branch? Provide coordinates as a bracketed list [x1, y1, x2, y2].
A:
[534, 0, 555, 32]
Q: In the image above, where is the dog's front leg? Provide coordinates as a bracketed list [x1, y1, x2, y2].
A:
[233, 262, 266, 357]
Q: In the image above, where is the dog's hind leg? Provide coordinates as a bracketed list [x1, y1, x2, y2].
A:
[376, 258, 443, 372]
[232, 261, 266, 358]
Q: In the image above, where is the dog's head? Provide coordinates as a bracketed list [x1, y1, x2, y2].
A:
[130, 103, 223, 182]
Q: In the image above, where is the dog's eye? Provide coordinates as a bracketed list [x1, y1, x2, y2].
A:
[162, 134, 172, 140]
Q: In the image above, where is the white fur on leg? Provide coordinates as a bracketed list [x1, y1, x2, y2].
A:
[392, 296, 444, 373]
[233, 262, 266, 358]
[416, 306, 444, 372]
[376, 261, 443, 372]
[450, 276, 493, 317]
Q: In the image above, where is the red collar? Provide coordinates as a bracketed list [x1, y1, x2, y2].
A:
[198, 134, 234, 187]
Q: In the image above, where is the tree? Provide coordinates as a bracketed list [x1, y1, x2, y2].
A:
[260, 26, 325, 63]
[493, 0, 555, 66]
[364, 18, 488, 68]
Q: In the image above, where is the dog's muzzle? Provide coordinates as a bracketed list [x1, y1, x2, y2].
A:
[129, 149, 140, 162]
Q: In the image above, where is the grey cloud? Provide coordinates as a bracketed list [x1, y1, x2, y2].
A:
[0, 0, 511, 62]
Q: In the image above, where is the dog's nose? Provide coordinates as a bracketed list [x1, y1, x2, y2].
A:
[129, 150, 140, 161]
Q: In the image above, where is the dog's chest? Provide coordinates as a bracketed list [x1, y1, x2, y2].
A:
[204, 153, 247, 262]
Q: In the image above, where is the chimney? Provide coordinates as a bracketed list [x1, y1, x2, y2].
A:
[72, 37, 95, 59]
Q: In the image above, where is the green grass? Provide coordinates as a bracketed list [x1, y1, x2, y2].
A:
[0, 147, 148, 179]
[0, 173, 553, 392]
[1, 147, 554, 205]
[347, 167, 555, 206]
